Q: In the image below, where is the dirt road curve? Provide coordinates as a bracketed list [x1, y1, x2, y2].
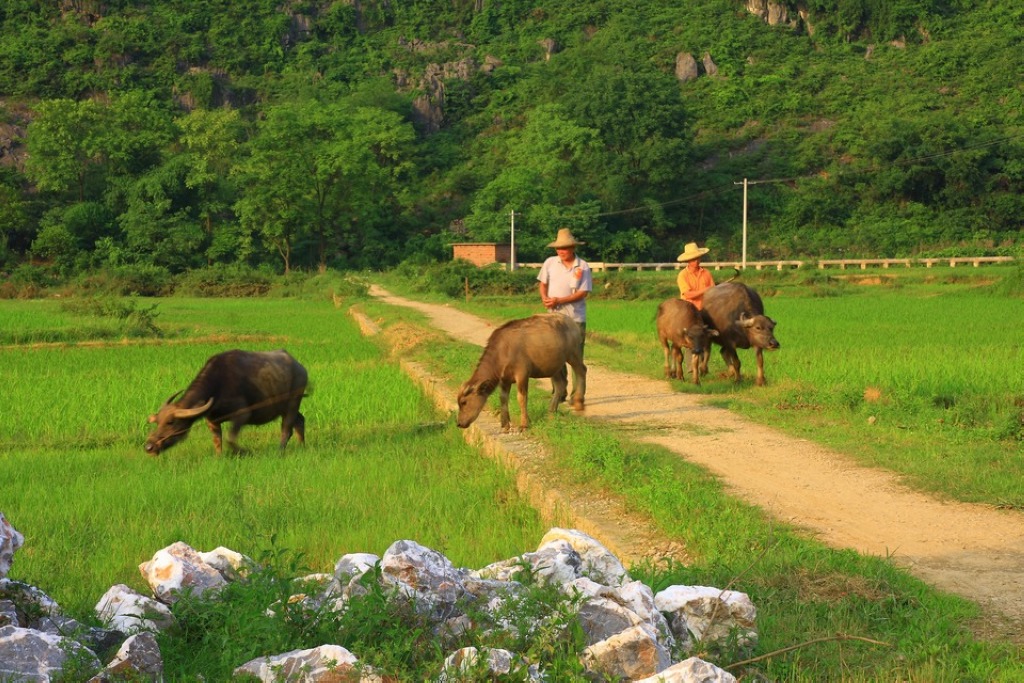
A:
[366, 286, 1024, 631]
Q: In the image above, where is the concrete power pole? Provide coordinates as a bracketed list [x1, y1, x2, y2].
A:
[509, 209, 516, 271]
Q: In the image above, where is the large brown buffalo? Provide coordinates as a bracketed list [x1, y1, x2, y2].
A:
[456, 314, 586, 432]
[700, 283, 780, 386]
[656, 298, 718, 384]
[145, 349, 307, 455]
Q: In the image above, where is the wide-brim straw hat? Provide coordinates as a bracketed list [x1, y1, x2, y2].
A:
[547, 228, 585, 249]
[677, 242, 710, 262]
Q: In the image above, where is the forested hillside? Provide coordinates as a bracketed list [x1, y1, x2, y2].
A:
[0, 0, 1021, 278]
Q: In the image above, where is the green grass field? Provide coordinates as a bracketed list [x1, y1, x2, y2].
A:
[2, 273, 1023, 680]
[0, 296, 546, 624]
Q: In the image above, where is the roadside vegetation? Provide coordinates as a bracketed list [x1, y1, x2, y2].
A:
[1, 265, 1022, 679]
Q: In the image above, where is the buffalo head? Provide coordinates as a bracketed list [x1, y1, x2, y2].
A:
[456, 379, 497, 429]
[738, 312, 780, 351]
[144, 392, 214, 455]
[684, 322, 719, 357]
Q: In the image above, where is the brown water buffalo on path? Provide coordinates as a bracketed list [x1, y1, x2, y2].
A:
[145, 349, 307, 455]
[656, 298, 718, 384]
[456, 314, 586, 432]
[700, 282, 780, 386]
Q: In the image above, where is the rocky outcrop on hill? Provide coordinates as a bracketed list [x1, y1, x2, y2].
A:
[0, 512, 753, 681]
[676, 52, 722, 82]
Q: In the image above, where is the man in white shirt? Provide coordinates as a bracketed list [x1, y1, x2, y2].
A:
[537, 227, 593, 359]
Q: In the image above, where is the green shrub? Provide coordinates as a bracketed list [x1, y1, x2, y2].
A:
[73, 265, 173, 297]
[393, 259, 537, 298]
[173, 264, 276, 297]
[60, 296, 162, 337]
[270, 270, 369, 301]
[0, 264, 60, 299]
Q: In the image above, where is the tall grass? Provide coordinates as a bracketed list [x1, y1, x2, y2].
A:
[0, 297, 545, 619]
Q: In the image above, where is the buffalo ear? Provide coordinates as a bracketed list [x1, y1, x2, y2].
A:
[147, 414, 157, 424]
[709, 328, 720, 337]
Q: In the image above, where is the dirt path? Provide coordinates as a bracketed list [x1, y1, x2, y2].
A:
[365, 286, 1024, 634]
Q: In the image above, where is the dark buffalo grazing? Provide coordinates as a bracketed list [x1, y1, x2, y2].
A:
[700, 283, 780, 386]
[656, 298, 718, 384]
[145, 349, 307, 455]
[457, 314, 586, 431]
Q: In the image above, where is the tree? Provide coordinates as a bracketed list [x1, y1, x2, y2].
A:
[234, 98, 414, 273]
[176, 107, 245, 263]
[118, 155, 205, 272]
[464, 104, 605, 261]
[24, 98, 106, 202]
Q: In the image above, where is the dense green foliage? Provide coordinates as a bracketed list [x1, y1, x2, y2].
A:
[0, 0, 1021, 278]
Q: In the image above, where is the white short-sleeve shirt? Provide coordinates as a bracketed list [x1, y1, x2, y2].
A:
[537, 255, 593, 323]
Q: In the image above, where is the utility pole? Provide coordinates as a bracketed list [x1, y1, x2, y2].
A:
[735, 175, 796, 269]
[509, 209, 516, 271]
[740, 178, 748, 269]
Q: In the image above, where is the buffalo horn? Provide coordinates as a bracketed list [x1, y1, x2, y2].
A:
[172, 397, 214, 419]
[163, 390, 184, 406]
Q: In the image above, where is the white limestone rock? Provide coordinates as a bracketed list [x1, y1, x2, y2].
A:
[234, 644, 374, 682]
[634, 656, 738, 683]
[380, 540, 468, 614]
[539, 528, 631, 586]
[95, 584, 176, 633]
[577, 594, 649, 645]
[199, 546, 253, 581]
[0, 513, 23, 579]
[567, 577, 677, 649]
[0, 625, 101, 681]
[438, 646, 542, 682]
[655, 585, 758, 651]
[475, 539, 583, 586]
[580, 623, 672, 681]
[138, 541, 228, 604]
[98, 631, 164, 680]
[324, 552, 379, 600]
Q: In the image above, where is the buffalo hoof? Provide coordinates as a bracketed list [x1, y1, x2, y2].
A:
[571, 400, 585, 412]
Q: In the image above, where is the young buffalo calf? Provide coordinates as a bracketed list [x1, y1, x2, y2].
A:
[457, 314, 586, 432]
[656, 298, 717, 384]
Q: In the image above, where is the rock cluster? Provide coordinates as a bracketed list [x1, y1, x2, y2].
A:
[1, 511, 756, 682]
[674, 52, 719, 83]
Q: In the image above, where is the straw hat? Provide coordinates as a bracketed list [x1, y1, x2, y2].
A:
[547, 228, 585, 249]
[677, 242, 710, 262]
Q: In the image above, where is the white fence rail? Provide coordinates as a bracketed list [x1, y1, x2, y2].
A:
[518, 256, 1014, 272]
